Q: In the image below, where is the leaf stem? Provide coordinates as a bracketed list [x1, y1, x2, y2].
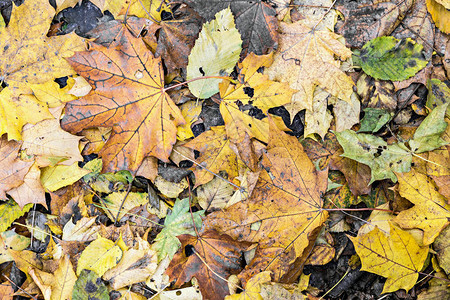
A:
[163, 76, 236, 92]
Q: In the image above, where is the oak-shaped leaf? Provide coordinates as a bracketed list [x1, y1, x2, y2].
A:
[350, 222, 428, 293]
[61, 29, 185, 172]
[203, 120, 328, 284]
[183, 0, 278, 56]
[166, 229, 252, 300]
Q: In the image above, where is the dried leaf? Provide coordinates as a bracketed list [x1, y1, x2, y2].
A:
[61, 28, 185, 172]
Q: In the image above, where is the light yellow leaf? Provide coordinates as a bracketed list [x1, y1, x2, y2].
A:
[102, 191, 149, 222]
[154, 176, 188, 198]
[0, 230, 30, 264]
[76, 236, 123, 276]
[22, 118, 83, 167]
[29, 255, 77, 300]
[102, 237, 158, 289]
[62, 217, 100, 242]
[265, 21, 353, 120]
[304, 87, 333, 139]
[41, 163, 91, 192]
[29, 79, 77, 108]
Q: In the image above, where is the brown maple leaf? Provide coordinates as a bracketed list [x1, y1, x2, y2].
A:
[166, 229, 251, 300]
[61, 27, 185, 172]
[203, 120, 328, 284]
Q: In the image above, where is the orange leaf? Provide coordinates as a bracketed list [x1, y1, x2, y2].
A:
[203, 120, 328, 283]
[61, 27, 185, 172]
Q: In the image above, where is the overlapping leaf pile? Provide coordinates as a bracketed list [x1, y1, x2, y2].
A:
[0, 0, 449, 299]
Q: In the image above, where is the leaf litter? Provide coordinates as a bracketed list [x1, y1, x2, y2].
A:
[0, 0, 449, 299]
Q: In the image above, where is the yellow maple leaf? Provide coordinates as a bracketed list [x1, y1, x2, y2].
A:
[394, 169, 450, 245]
[0, 1, 85, 92]
[350, 222, 429, 294]
[219, 53, 295, 143]
[184, 126, 239, 186]
[203, 121, 328, 283]
[265, 20, 353, 119]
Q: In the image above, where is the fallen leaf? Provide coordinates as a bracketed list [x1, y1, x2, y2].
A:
[350, 222, 428, 293]
[72, 269, 109, 300]
[166, 229, 251, 300]
[356, 73, 397, 112]
[426, 0, 450, 33]
[61, 28, 185, 172]
[185, 126, 239, 186]
[29, 255, 77, 300]
[119, 0, 171, 21]
[76, 236, 123, 276]
[102, 191, 149, 223]
[304, 87, 333, 139]
[7, 164, 46, 209]
[219, 52, 295, 143]
[433, 225, 450, 275]
[0, 136, 33, 200]
[187, 7, 242, 99]
[62, 217, 100, 242]
[177, 100, 203, 141]
[394, 169, 450, 245]
[409, 103, 449, 153]
[0, 88, 54, 140]
[203, 121, 328, 283]
[21, 118, 83, 168]
[0, 1, 85, 92]
[28, 79, 77, 108]
[331, 92, 361, 132]
[266, 20, 353, 119]
[153, 198, 204, 262]
[155, 5, 203, 73]
[226, 271, 272, 300]
[103, 236, 158, 289]
[0, 230, 30, 264]
[40, 163, 91, 192]
[196, 176, 235, 210]
[184, 0, 278, 56]
[360, 37, 428, 81]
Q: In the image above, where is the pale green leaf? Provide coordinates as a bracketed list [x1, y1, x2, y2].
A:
[187, 7, 242, 98]
[152, 198, 204, 262]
